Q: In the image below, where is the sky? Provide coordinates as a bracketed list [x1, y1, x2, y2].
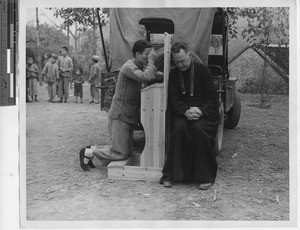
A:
[25, 7, 110, 47]
[26, 8, 64, 26]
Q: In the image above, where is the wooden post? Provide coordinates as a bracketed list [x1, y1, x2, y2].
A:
[162, 32, 171, 163]
[140, 33, 171, 168]
[163, 32, 171, 111]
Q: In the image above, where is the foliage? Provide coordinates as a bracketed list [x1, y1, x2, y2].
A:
[226, 7, 289, 46]
[47, 7, 108, 41]
[47, 8, 109, 52]
[226, 7, 289, 107]
[225, 8, 239, 39]
[49, 7, 108, 28]
[26, 23, 67, 62]
[71, 27, 110, 79]
[238, 75, 288, 95]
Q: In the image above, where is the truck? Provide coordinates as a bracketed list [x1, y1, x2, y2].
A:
[97, 8, 241, 155]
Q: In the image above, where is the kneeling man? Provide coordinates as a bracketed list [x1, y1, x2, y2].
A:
[79, 40, 163, 171]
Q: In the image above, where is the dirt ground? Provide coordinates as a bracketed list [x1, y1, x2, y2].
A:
[26, 83, 289, 222]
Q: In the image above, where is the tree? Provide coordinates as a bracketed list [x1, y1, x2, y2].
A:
[36, 8, 42, 85]
[26, 22, 68, 61]
[46, 7, 110, 73]
[226, 7, 289, 107]
[71, 27, 110, 80]
[47, 8, 108, 52]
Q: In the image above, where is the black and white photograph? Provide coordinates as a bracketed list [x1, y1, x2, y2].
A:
[0, 0, 298, 229]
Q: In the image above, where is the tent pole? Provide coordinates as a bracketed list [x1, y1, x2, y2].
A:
[96, 8, 110, 72]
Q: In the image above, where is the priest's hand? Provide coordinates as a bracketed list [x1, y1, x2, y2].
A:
[190, 107, 203, 117]
[185, 107, 203, 120]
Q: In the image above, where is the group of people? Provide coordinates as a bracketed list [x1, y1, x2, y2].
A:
[79, 39, 220, 190]
[26, 46, 102, 104]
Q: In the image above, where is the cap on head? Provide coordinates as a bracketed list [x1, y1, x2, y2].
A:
[50, 53, 58, 59]
[132, 39, 152, 57]
[92, 55, 100, 62]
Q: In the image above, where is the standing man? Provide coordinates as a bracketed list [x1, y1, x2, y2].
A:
[160, 42, 220, 190]
[89, 55, 101, 104]
[57, 46, 73, 103]
[79, 39, 163, 171]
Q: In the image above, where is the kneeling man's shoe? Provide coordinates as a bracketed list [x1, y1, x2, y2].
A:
[79, 148, 90, 171]
[198, 183, 213, 190]
[87, 160, 95, 168]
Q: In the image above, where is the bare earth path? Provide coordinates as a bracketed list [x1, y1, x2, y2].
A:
[26, 83, 289, 222]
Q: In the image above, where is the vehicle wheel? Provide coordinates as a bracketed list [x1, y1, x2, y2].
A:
[215, 102, 224, 156]
[225, 90, 241, 129]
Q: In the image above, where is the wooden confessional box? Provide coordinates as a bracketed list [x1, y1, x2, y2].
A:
[107, 34, 171, 181]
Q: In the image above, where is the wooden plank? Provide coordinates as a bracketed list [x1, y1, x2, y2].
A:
[161, 33, 171, 166]
[163, 33, 171, 112]
[140, 85, 165, 167]
[107, 165, 162, 181]
[148, 88, 154, 166]
[141, 83, 163, 92]
[124, 166, 162, 171]
[159, 93, 165, 167]
[141, 86, 153, 166]
[107, 153, 136, 168]
[140, 89, 148, 166]
[139, 34, 171, 168]
[140, 97, 146, 166]
[154, 88, 164, 167]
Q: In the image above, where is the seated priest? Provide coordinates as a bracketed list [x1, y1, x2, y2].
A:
[160, 41, 220, 190]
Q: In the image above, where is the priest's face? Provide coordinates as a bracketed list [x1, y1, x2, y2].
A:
[172, 49, 191, 72]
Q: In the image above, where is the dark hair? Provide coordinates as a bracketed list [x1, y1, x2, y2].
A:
[132, 40, 152, 57]
[62, 46, 68, 52]
[171, 41, 189, 54]
[76, 67, 83, 74]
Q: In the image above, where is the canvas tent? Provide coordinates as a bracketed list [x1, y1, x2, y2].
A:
[109, 8, 216, 71]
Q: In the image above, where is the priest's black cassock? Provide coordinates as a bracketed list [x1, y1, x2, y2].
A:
[161, 61, 220, 184]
